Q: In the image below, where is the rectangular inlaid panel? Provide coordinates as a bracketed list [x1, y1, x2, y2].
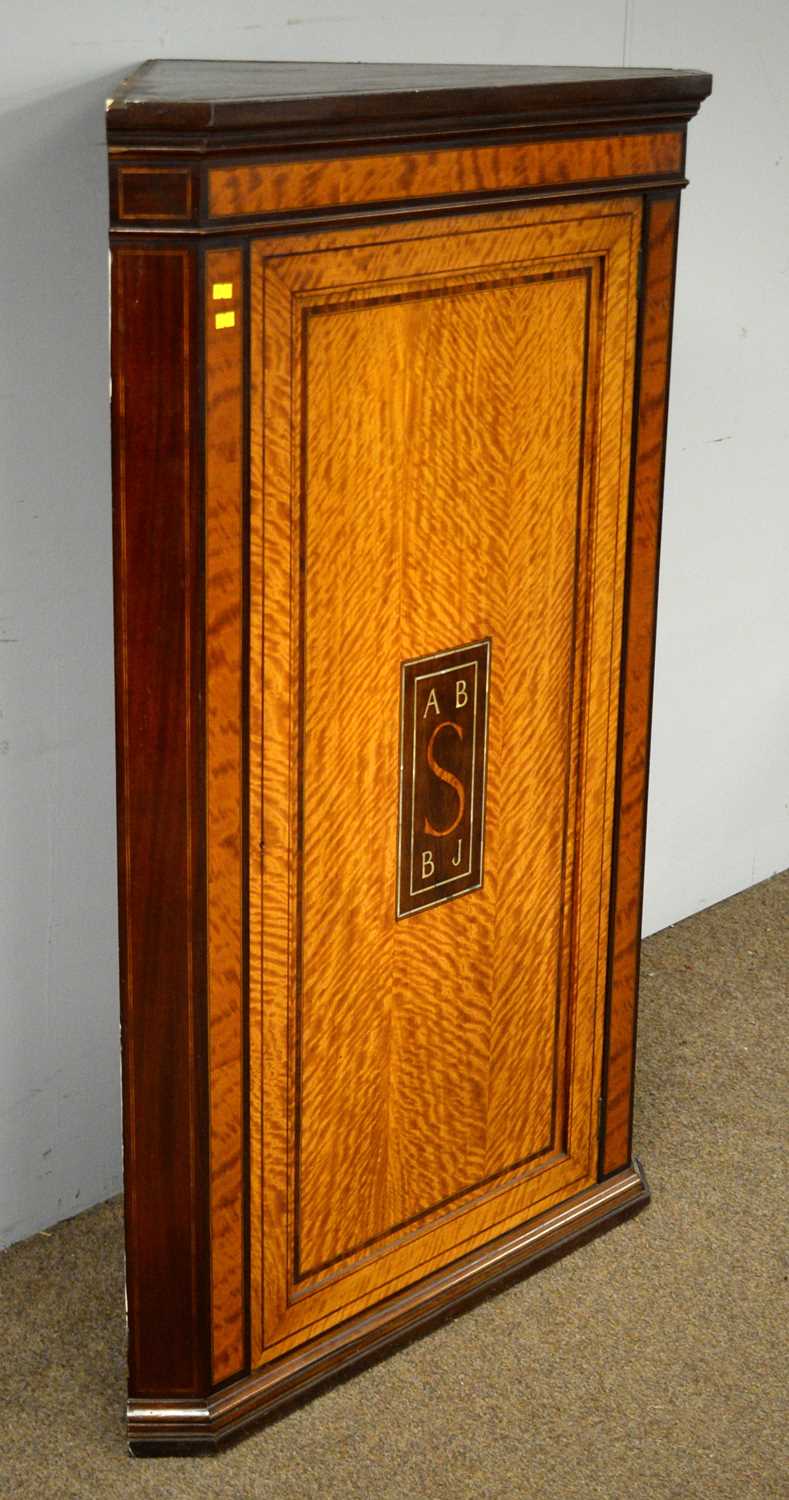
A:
[117, 166, 195, 221]
[249, 200, 640, 1364]
[210, 132, 683, 219]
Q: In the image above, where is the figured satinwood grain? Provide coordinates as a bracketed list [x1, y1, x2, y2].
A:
[209, 131, 683, 219]
[248, 198, 640, 1366]
[248, 233, 291, 1370]
[204, 247, 245, 1382]
[602, 194, 680, 1177]
[297, 269, 593, 1275]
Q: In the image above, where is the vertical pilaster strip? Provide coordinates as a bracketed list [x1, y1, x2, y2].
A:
[602, 193, 681, 1176]
[112, 245, 210, 1395]
[204, 248, 246, 1381]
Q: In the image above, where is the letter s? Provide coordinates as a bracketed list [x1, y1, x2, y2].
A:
[423, 721, 465, 838]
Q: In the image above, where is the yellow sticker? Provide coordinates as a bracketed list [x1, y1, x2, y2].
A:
[215, 310, 236, 330]
[212, 282, 233, 300]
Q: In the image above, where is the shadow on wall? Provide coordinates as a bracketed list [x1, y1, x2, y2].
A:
[0, 74, 129, 1247]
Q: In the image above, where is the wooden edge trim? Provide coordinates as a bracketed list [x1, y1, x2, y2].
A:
[127, 1161, 649, 1453]
[601, 193, 681, 1176]
[106, 70, 711, 139]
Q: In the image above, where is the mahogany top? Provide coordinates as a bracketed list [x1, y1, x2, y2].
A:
[106, 59, 712, 142]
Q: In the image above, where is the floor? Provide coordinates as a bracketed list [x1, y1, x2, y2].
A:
[1, 871, 786, 1498]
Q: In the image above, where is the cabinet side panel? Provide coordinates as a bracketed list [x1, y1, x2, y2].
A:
[602, 194, 680, 1176]
[112, 246, 209, 1395]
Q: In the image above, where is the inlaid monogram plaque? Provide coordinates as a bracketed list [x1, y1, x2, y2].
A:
[397, 639, 491, 918]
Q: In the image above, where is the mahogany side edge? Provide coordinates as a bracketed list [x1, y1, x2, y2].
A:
[600, 191, 682, 1176]
[112, 244, 212, 1396]
[127, 1161, 649, 1454]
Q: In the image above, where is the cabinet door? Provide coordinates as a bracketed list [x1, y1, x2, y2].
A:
[248, 198, 640, 1365]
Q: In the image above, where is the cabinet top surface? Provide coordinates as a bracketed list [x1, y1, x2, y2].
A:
[106, 58, 712, 138]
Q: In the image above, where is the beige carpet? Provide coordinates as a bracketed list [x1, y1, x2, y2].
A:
[1, 872, 786, 1499]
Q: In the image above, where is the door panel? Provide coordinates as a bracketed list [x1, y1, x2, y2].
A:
[249, 200, 640, 1362]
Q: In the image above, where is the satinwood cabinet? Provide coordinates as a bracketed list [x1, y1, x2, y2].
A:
[107, 59, 711, 1452]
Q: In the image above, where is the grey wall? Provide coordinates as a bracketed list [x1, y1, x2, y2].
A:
[1, 2, 787, 1248]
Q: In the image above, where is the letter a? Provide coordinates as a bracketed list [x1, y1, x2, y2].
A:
[455, 679, 468, 709]
[423, 687, 440, 718]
